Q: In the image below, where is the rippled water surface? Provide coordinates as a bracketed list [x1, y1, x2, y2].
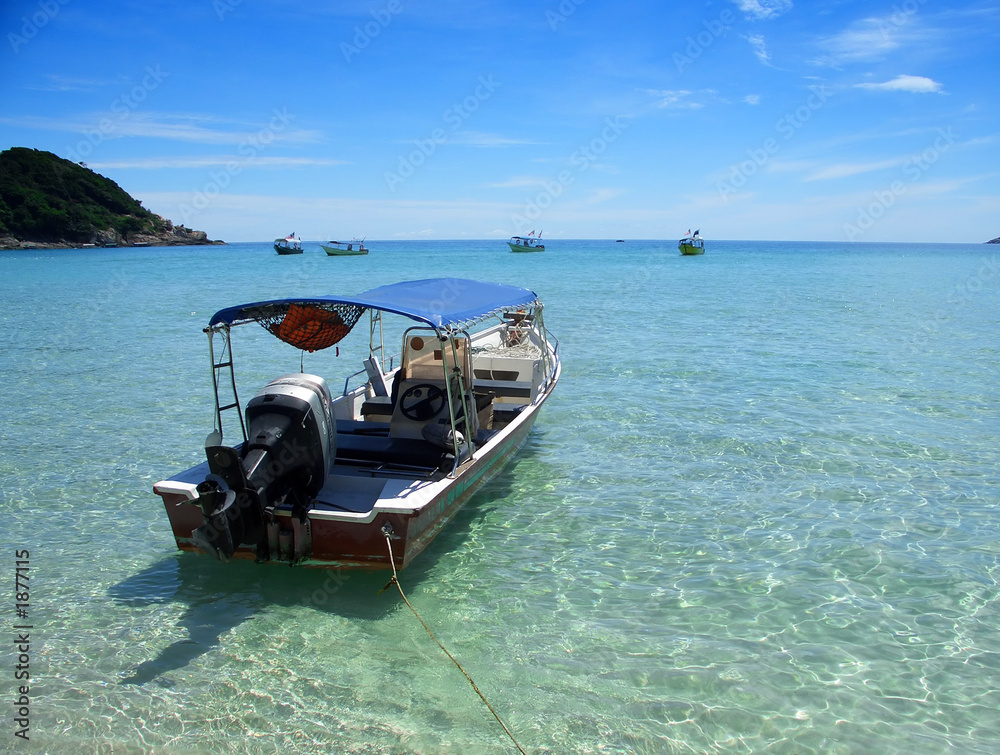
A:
[2, 239, 998, 753]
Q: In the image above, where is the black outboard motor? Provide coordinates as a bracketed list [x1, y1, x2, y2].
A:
[191, 374, 335, 562]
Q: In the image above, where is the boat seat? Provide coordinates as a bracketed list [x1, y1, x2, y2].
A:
[335, 419, 390, 436]
[475, 382, 531, 399]
[334, 432, 460, 471]
[363, 356, 390, 397]
[360, 368, 403, 421]
[360, 395, 393, 420]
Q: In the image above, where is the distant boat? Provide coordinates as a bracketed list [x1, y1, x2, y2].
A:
[679, 230, 704, 256]
[615, 239, 624, 243]
[274, 234, 303, 255]
[322, 238, 368, 256]
[508, 234, 544, 252]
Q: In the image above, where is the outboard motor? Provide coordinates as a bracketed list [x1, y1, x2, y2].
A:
[191, 374, 335, 562]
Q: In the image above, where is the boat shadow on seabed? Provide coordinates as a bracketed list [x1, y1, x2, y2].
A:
[108, 453, 531, 686]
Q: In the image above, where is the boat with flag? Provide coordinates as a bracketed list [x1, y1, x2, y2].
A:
[679, 230, 704, 255]
[153, 278, 561, 570]
[507, 231, 545, 252]
[274, 233, 303, 254]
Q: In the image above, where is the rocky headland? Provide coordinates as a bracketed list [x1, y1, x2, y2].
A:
[0, 147, 223, 250]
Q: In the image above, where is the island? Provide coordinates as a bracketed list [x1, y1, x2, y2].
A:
[0, 147, 223, 249]
[988, 237, 1000, 244]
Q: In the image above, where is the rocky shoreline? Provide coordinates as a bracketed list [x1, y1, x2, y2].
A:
[0, 220, 223, 250]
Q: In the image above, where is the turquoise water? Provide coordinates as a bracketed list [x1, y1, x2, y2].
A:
[2, 239, 998, 753]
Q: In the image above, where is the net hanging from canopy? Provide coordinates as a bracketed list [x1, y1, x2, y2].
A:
[248, 302, 366, 352]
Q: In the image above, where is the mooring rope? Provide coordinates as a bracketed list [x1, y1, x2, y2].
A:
[383, 533, 527, 755]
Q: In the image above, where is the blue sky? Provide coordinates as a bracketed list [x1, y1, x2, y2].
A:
[2, 0, 998, 242]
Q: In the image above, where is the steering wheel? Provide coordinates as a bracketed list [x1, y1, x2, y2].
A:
[398, 383, 446, 421]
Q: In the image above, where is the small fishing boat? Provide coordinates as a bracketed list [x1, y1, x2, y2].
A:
[322, 238, 368, 256]
[274, 234, 303, 254]
[153, 278, 560, 570]
[507, 234, 544, 252]
[679, 230, 704, 255]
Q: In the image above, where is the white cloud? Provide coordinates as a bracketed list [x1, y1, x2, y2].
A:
[805, 158, 908, 181]
[0, 112, 324, 145]
[812, 15, 934, 66]
[732, 0, 792, 20]
[855, 75, 944, 93]
[484, 176, 549, 189]
[28, 75, 107, 92]
[86, 156, 349, 169]
[744, 94, 761, 105]
[813, 18, 900, 65]
[586, 188, 626, 204]
[447, 131, 543, 147]
[746, 34, 771, 64]
[647, 89, 703, 109]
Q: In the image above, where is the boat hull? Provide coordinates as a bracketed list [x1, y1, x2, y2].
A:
[678, 238, 704, 255]
[507, 242, 544, 252]
[156, 388, 551, 570]
[308, 411, 540, 569]
[322, 245, 368, 256]
[274, 245, 303, 255]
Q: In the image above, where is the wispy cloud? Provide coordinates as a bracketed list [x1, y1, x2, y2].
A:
[586, 188, 625, 204]
[812, 15, 931, 66]
[647, 89, 704, 109]
[0, 112, 323, 145]
[27, 75, 108, 92]
[805, 158, 908, 181]
[746, 34, 771, 65]
[732, 0, 793, 20]
[855, 75, 944, 93]
[447, 131, 544, 147]
[484, 176, 548, 189]
[86, 156, 349, 169]
[744, 94, 761, 105]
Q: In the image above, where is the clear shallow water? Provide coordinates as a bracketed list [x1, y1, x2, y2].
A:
[2, 239, 998, 753]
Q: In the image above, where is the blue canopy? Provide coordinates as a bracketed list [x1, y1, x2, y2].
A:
[208, 278, 539, 330]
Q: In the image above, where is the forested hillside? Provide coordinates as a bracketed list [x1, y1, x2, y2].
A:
[0, 147, 219, 247]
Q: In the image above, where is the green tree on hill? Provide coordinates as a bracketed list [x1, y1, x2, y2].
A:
[0, 147, 166, 243]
